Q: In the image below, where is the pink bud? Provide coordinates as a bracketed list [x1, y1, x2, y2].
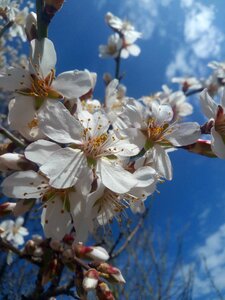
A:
[96, 282, 115, 300]
[73, 244, 109, 262]
[0, 202, 16, 216]
[83, 269, 99, 291]
[97, 263, 126, 284]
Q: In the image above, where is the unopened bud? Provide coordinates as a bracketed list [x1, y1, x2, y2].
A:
[0, 202, 16, 216]
[96, 263, 126, 284]
[62, 248, 73, 260]
[105, 12, 113, 25]
[83, 269, 99, 291]
[73, 244, 109, 262]
[31, 234, 43, 246]
[50, 240, 62, 252]
[25, 12, 37, 41]
[24, 240, 36, 255]
[103, 73, 112, 85]
[45, 0, 64, 11]
[96, 282, 115, 300]
[0, 153, 35, 171]
[33, 247, 44, 257]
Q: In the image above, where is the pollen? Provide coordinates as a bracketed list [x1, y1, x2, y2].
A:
[27, 118, 39, 129]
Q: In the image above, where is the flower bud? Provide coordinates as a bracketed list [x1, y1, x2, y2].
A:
[83, 269, 99, 291]
[33, 247, 44, 257]
[50, 240, 62, 252]
[96, 282, 115, 300]
[45, 0, 64, 11]
[24, 240, 36, 255]
[96, 263, 126, 284]
[0, 153, 35, 171]
[25, 12, 37, 41]
[62, 248, 73, 260]
[73, 244, 109, 262]
[0, 202, 16, 216]
[103, 73, 112, 85]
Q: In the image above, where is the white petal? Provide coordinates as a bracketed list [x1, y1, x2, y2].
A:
[211, 127, 225, 159]
[153, 145, 172, 180]
[200, 89, 217, 119]
[25, 139, 61, 165]
[52, 70, 92, 99]
[151, 101, 173, 125]
[1, 171, 48, 199]
[133, 166, 156, 187]
[120, 48, 129, 59]
[38, 100, 82, 144]
[166, 122, 201, 146]
[8, 96, 44, 141]
[0, 67, 31, 91]
[41, 195, 72, 241]
[127, 44, 141, 56]
[70, 191, 90, 243]
[30, 38, 56, 78]
[98, 159, 138, 193]
[40, 148, 87, 189]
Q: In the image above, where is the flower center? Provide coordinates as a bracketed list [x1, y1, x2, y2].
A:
[83, 132, 108, 158]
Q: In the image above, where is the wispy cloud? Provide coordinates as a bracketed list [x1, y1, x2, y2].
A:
[94, 0, 172, 39]
[166, 2, 224, 78]
[181, 223, 225, 298]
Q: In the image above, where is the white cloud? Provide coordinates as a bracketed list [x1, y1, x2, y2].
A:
[166, 2, 225, 78]
[184, 223, 225, 298]
[94, 0, 172, 39]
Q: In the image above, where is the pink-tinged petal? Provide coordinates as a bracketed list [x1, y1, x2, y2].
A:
[1, 171, 48, 199]
[211, 127, 225, 159]
[30, 38, 56, 78]
[0, 67, 31, 92]
[151, 101, 173, 126]
[41, 195, 72, 241]
[153, 145, 172, 180]
[200, 89, 218, 119]
[52, 70, 92, 99]
[25, 139, 61, 165]
[166, 122, 201, 146]
[98, 159, 137, 193]
[127, 44, 141, 56]
[40, 148, 87, 189]
[38, 100, 82, 144]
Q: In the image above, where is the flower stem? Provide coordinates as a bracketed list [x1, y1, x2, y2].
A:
[36, 0, 48, 40]
[0, 126, 25, 148]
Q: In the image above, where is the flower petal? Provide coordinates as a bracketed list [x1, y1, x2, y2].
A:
[52, 70, 92, 99]
[40, 148, 87, 189]
[166, 122, 201, 146]
[25, 139, 61, 165]
[38, 100, 82, 144]
[98, 159, 137, 193]
[211, 127, 225, 159]
[41, 195, 72, 241]
[30, 38, 57, 78]
[153, 145, 172, 180]
[200, 89, 217, 119]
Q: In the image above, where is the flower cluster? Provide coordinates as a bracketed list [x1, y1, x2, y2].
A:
[99, 12, 141, 59]
[0, 11, 202, 244]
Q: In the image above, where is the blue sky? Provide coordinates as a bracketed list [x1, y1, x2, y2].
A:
[40, 0, 225, 298]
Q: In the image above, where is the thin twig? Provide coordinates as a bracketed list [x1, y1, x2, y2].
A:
[111, 208, 149, 259]
[0, 237, 41, 266]
[0, 20, 14, 38]
[0, 126, 25, 148]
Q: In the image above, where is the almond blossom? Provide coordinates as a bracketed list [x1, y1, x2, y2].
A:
[0, 216, 28, 247]
[0, 38, 93, 140]
[30, 100, 142, 194]
[200, 88, 225, 159]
